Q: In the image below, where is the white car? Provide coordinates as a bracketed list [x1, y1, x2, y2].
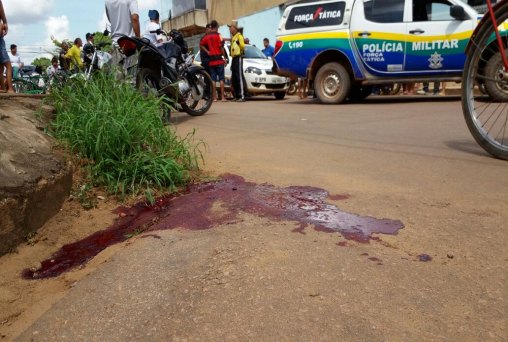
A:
[195, 44, 290, 100]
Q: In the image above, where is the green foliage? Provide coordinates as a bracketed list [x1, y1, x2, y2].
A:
[93, 32, 113, 52]
[33, 57, 51, 71]
[48, 73, 203, 195]
[72, 182, 98, 210]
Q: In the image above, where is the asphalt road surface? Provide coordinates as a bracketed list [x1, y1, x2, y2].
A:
[17, 95, 507, 341]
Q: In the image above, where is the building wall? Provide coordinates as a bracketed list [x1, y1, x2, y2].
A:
[239, 6, 284, 48]
[217, 5, 283, 49]
[208, 0, 285, 26]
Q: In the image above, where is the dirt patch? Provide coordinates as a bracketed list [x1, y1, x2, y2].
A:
[0, 195, 120, 340]
[0, 96, 72, 256]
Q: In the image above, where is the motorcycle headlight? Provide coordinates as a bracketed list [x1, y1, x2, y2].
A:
[245, 67, 262, 75]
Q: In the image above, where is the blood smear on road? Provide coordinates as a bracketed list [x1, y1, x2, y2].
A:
[23, 174, 404, 279]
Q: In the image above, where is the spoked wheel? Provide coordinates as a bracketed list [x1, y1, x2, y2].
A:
[287, 81, 297, 95]
[180, 69, 213, 116]
[462, 1, 508, 160]
[136, 68, 171, 124]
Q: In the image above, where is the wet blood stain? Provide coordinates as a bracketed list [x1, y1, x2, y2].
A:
[22, 174, 404, 280]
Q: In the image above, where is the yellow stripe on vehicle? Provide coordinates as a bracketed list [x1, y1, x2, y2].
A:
[351, 31, 473, 42]
[279, 31, 349, 42]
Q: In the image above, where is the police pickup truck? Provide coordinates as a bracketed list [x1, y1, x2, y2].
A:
[274, 0, 506, 103]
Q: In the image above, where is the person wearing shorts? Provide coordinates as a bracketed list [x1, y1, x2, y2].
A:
[0, 0, 13, 92]
[200, 20, 228, 101]
[210, 63, 226, 100]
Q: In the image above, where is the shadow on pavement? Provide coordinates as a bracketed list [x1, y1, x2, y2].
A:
[445, 139, 491, 158]
[285, 95, 462, 105]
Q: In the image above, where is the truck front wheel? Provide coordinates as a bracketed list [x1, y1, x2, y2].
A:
[314, 62, 351, 104]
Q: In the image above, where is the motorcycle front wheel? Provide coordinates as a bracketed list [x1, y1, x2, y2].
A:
[136, 68, 171, 123]
[180, 69, 213, 116]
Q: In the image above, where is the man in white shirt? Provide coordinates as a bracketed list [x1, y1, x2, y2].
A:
[105, 0, 140, 41]
[144, 10, 163, 46]
[8, 43, 22, 78]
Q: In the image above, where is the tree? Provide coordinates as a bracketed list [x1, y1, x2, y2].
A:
[33, 57, 52, 73]
[92, 31, 113, 52]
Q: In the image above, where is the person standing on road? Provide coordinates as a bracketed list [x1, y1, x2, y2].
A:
[229, 21, 246, 102]
[262, 38, 274, 58]
[200, 20, 229, 102]
[105, 0, 140, 41]
[298, 77, 308, 100]
[199, 23, 212, 77]
[0, 0, 13, 93]
[8, 44, 23, 78]
[417, 82, 440, 95]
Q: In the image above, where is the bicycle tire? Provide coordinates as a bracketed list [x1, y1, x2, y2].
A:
[462, 0, 508, 160]
[12, 79, 36, 94]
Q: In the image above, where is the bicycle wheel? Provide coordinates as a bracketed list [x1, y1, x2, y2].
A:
[462, 1, 508, 160]
[12, 79, 36, 94]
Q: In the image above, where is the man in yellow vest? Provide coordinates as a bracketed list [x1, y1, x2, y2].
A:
[228, 21, 246, 102]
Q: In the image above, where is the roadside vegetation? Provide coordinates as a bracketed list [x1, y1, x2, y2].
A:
[47, 73, 203, 199]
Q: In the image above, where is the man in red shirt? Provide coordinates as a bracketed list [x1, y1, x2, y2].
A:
[200, 20, 229, 101]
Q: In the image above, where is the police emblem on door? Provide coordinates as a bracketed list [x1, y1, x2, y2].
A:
[428, 52, 443, 69]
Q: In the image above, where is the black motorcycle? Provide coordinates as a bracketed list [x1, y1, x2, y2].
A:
[117, 29, 213, 116]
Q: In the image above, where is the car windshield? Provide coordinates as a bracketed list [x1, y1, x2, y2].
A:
[244, 45, 267, 59]
[22, 66, 36, 73]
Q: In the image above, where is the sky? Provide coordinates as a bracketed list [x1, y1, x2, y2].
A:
[3, 0, 168, 64]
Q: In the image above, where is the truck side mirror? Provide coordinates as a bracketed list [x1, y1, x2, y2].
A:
[450, 5, 468, 20]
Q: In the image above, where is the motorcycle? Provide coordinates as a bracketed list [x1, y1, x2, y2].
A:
[117, 29, 213, 117]
[83, 42, 113, 81]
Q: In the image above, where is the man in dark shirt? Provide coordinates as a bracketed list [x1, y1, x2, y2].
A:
[199, 23, 212, 77]
[58, 42, 70, 72]
[200, 20, 228, 101]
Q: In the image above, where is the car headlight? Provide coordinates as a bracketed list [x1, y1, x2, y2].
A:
[245, 67, 262, 75]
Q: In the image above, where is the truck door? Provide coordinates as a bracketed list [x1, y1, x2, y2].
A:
[350, 0, 408, 76]
[405, 0, 475, 73]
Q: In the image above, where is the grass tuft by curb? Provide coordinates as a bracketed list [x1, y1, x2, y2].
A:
[48, 73, 203, 196]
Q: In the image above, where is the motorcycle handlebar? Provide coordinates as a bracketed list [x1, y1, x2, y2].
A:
[148, 29, 182, 39]
[149, 29, 165, 35]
